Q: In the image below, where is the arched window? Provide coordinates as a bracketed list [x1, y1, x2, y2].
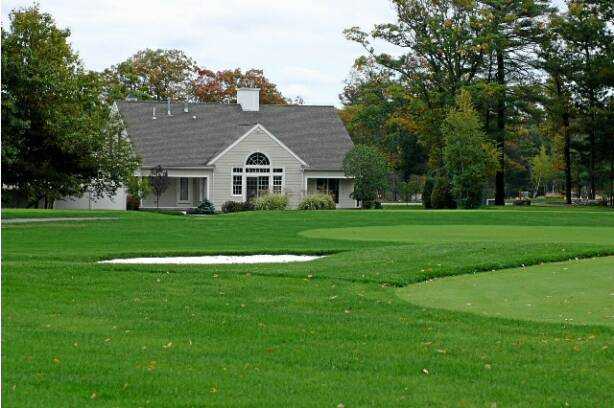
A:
[246, 152, 270, 166]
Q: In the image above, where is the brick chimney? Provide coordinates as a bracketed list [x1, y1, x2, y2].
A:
[237, 88, 260, 112]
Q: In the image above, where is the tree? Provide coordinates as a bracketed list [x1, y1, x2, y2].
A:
[530, 145, 558, 197]
[1, 5, 139, 208]
[89, 108, 141, 199]
[343, 145, 390, 208]
[477, 0, 553, 205]
[430, 171, 457, 209]
[193, 68, 289, 104]
[126, 175, 151, 202]
[442, 91, 498, 208]
[344, 0, 489, 172]
[399, 175, 426, 202]
[422, 177, 434, 209]
[147, 166, 170, 208]
[554, 0, 613, 199]
[339, 59, 426, 180]
[537, 13, 575, 204]
[102, 48, 197, 101]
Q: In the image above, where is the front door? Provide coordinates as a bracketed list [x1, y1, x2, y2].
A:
[246, 176, 269, 201]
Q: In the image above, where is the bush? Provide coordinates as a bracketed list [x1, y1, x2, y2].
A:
[298, 194, 336, 210]
[221, 200, 254, 213]
[422, 177, 434, 209]
[361, 200, 383, 209]
[513, 198, 531, 206]
[431, 175, 456, 209]
[188, 199, 216, 215]
[126, 194, 140, 210]
[253, 194, 288, 210]
[457, 189, 483, 209]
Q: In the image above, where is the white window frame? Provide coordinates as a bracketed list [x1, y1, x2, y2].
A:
[272, 167, 284, 194]
[232, 172, 243, 197]
[234, 152, 277, 198]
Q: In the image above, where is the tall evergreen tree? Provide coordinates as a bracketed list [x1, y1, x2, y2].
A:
[554, 0, 613, 199]
[477, 0, 553, 204]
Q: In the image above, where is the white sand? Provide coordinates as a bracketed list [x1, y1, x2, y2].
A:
[99, 254, 324, 265]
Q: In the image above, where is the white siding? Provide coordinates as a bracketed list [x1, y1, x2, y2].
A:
[210, 127, 305, 208]
[55, 188, 127, 210]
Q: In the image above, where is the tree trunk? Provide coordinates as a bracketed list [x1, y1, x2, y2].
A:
[589, 123, 596, 199]
[494, 48, 506, 205]
[563, 111, 572, 205]
[609, 155, 613, 207]
[553, 73, 573, 205]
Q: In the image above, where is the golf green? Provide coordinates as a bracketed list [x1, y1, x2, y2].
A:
[397, 256, 614, 327]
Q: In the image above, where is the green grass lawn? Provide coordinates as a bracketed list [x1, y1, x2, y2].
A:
[398, 256, 614, 327]
[302, 224, 614, 245]
[1, 208, 121, 219]
[2, 208, 614, 406]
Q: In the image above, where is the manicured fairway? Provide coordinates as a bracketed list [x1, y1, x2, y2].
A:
[398, 256, 614, 327]
[2, 208, 614, 407]
[302, 224, 614, 245]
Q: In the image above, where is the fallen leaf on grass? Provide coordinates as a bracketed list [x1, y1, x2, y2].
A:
[421, 368, 429, 375]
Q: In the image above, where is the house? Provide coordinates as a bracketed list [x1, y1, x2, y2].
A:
[55, 88, 356, 210]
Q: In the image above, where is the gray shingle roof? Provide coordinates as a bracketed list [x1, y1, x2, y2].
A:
[116, 101, 354, 170]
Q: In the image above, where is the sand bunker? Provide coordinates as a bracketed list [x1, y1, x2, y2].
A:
[99, 254, 324, 265]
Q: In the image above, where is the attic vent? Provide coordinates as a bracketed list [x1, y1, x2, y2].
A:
[152, 107, 157, 120]
[184, 102, 189, 113]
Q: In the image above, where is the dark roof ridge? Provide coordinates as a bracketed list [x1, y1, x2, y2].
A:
[117, 100, 336, 109]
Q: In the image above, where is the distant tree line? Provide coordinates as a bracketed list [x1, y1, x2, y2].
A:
[341, 0, 613, 207]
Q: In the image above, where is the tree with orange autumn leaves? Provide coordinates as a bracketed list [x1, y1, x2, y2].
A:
[193, 68, 293, 105]
[102, 49, 295, 105]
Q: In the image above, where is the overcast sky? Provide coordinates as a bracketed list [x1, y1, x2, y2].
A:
[1, 0, 402, 106]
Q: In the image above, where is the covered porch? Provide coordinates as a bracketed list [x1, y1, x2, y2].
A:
[139, 168, 213, 209]
[304, 171, 357, 208]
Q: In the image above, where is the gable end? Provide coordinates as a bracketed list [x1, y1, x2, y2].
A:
[207, 124, 308, 167]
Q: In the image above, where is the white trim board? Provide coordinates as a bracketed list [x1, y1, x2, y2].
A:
[207, 124, 308, 167]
